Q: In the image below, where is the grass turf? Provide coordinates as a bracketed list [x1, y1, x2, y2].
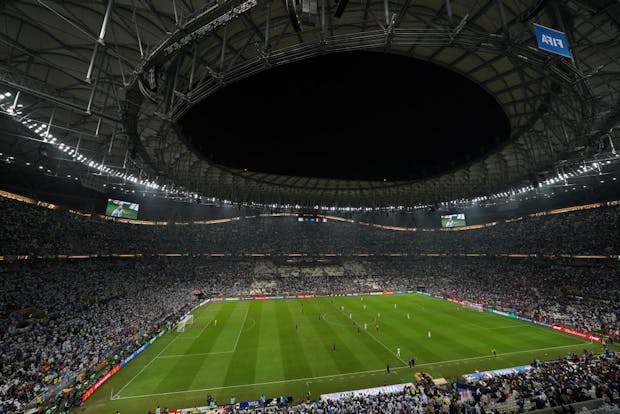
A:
[78, 293, 611, 413]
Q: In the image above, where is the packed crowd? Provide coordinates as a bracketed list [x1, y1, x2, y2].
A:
[468, 350, 619, 412]
[1, 197, 617, 256]
[229, 378, 474, 414]
[363, 258, 619, 338]
[0, 259, 253, 413]
[223, 352, 620, 413]
[1, 256, 618, 413]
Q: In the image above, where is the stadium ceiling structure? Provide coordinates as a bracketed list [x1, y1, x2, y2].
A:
[0, 0, 619, 207]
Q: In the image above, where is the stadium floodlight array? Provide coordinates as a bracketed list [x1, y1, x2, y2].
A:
[1, 89, 618, 211]
[435, 157, 619, 209]
[0, 90, 174, 194]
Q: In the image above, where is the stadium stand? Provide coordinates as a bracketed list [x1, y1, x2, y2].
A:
[0, 196, 618, 413]
[465, 351, 619, 413]
[0, 196, 618, 256]
[1, 254, 618, 412]
[1, 0, 619, 411]
[225, 351, 620, 414]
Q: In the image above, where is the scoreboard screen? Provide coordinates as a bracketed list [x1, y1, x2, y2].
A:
[441, 213, 466, 228]
[297, 216, 328, 223]
[105, 198, 140, 219]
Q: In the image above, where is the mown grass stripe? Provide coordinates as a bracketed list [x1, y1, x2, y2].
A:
[148, 303, 238, 394]
[222, 301, 262, 388]
[276, 300, 313, 380]
[115, 341, 593, 401]
[87, 294, 610, 414]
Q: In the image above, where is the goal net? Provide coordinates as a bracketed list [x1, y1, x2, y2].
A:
[176, 314, 194, 333]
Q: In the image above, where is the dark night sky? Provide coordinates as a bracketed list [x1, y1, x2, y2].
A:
[180, 51, 511, 181]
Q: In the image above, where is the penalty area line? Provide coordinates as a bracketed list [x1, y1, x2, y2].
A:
[232, 304, 250, 352]
[112, 332, 179, 399]
[156, 350, 235, 358]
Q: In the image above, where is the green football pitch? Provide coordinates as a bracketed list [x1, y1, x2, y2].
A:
[79, 293, 609, 413]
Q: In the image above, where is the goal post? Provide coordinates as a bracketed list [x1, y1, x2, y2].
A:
[176, 314, 194, 332]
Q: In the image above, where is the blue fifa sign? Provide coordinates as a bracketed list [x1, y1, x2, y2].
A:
[533, 23, 571, 57]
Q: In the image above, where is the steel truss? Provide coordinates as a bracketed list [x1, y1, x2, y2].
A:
[0, 0, 618, 206]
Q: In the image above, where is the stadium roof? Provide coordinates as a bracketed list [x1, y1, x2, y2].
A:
[0, 0, 619, 207]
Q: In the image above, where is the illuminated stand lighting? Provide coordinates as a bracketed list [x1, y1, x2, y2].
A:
[2, 90, 618, 210]
[0, 89, 168, 193]
[440, 159, 618, 209]
[12, 115, 163, 191]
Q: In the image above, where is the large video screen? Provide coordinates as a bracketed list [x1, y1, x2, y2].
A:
[441, 213, 466, 228]
[105, 199, 140, 219]
[297, 216, 328, 223]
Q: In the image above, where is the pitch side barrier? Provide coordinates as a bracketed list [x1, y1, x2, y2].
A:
[462, 351, 619, 383]
[80, 289, 605, 404]
[1, 252, 618, 262]
[159, 383, 412, 413]
[431, 294, 602, 342]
